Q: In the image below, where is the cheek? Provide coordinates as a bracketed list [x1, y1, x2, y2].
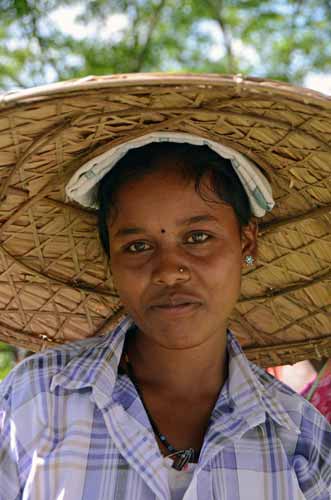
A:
[204, 247, 242, 292]
[208, 241, 242, 270]
[111, 264, 146, 306]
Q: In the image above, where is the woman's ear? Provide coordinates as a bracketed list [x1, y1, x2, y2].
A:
[241, 219, 258, 266]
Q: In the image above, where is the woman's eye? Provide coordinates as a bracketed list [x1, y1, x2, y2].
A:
[187, 232, 211, 243]
[124, 232, 210, 253]
[126, 241, 151, 253]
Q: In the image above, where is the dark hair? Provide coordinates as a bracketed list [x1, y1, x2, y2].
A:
[97, 142, 253, 257]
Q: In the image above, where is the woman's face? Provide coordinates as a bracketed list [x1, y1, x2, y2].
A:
[108, 156, 257, 349]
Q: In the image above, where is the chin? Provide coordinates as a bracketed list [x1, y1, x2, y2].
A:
[154, 320, 209, 344]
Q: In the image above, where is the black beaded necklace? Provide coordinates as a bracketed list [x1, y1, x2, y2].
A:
[122, 333, 199, 471]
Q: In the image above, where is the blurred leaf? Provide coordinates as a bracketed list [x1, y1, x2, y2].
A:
[0, 342, 15, 381]
[0, 1, 330, 96]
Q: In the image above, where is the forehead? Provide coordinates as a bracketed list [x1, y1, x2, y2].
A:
[115, 159, 211, 207]
[108, 162, 237, 232]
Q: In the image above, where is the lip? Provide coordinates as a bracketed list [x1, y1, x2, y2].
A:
[149, 293, 202, 309]
[150, 303, 201, 316]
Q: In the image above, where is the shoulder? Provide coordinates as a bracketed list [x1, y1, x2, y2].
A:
[250, 359, 304, 401]
[250, 361, 331, 499]
[251, 359, 331, 430]
[0, 336, 105, 412]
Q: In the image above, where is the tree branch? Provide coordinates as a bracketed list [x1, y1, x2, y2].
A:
[205, 0, 236, 73]
[131, 0, 167, 72]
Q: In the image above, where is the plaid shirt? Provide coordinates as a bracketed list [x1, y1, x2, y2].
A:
[1, 315, 331, 500]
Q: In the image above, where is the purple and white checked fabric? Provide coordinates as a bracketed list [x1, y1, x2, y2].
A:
[1, 315, 331, 499]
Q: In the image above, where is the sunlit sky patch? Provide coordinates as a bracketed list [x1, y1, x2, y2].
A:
[6, 5, 331, 95]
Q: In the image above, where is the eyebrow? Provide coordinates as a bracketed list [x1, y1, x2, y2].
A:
[113, 214, 219, 239]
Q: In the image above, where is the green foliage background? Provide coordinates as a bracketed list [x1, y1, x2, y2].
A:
[1, 0, 331, 378]
[0, 343, 15, 380]
[1, 0, 331, 90]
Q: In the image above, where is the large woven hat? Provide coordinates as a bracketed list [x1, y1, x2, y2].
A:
[0, 73, 330, 367]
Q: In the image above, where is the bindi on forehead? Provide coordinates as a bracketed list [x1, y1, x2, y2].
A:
[112, 215, 221, 240]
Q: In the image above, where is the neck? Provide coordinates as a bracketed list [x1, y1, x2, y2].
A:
[123, 326, 228, 402]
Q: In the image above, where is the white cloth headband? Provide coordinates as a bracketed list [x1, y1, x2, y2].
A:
[65, 132, 275, 217]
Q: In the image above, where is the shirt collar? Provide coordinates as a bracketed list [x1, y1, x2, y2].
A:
[50, 315, 133, 408]
[51, 315, 300, 433]
[226, 330, 300, 434]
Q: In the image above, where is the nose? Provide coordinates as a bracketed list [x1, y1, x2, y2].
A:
[151, 254, 190, 286]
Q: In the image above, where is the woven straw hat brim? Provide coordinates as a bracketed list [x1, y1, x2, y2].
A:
[0, 73, 330, 367]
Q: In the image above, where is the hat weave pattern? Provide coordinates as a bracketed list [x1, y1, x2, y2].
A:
[0, 74, 330, 366]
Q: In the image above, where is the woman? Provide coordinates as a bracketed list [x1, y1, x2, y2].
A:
[98, 140, 259, 470]
[0, 74, 330, 499]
